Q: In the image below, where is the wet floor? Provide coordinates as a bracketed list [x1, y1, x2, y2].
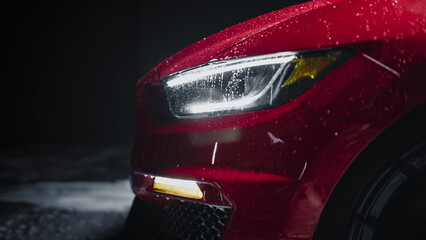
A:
[0, 141, 134, 240]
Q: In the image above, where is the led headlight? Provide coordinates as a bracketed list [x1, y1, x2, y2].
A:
[162, 49, 353, 118]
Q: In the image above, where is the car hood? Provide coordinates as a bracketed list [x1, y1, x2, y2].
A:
[139, 0, 425, 85]
[154, 0, 339, 79]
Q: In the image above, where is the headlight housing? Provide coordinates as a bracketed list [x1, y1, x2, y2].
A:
[162, 48, 354, 118]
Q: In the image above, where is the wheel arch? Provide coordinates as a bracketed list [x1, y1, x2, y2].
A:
[313, 102, 426, 239]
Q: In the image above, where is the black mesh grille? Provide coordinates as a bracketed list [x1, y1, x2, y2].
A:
[161, 200, 232, 240]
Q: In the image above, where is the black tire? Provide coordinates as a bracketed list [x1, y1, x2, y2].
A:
[314, 105, 426, 240]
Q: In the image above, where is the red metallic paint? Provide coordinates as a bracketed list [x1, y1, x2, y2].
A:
[131, 0, 426, 239]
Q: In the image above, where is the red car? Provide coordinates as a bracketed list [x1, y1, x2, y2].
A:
[125, 0, 426, 239]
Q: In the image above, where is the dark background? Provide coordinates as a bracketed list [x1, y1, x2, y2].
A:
[0, 1, 309, 239]
[1, 1, 306, 149]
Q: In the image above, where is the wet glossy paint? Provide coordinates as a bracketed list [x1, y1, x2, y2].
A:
[131, 0, 426, 239]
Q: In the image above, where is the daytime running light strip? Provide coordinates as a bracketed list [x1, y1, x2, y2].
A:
[165, 55, 295, 87]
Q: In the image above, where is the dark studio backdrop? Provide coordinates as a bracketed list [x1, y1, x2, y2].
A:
[2, 1, 307, 149]
[1, 1, 311, 238]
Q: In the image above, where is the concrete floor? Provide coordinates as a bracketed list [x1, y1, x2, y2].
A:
[0, 141, 134, 240]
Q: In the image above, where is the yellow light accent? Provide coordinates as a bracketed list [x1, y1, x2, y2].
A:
[283, 55, 336, 87]
[153, 177, 203, 199]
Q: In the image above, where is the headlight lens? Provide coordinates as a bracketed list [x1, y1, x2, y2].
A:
[162, 49, 353, 118]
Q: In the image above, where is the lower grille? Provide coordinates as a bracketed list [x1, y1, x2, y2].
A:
[161, 200, 232, 240]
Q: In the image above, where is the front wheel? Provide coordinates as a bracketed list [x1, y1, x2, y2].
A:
[315, 108, 426, 240]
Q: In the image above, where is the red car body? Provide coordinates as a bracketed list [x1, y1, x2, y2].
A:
[129, 0, 426, 239]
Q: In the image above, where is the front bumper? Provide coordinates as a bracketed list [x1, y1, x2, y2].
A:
[131, 48, 425, 239]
